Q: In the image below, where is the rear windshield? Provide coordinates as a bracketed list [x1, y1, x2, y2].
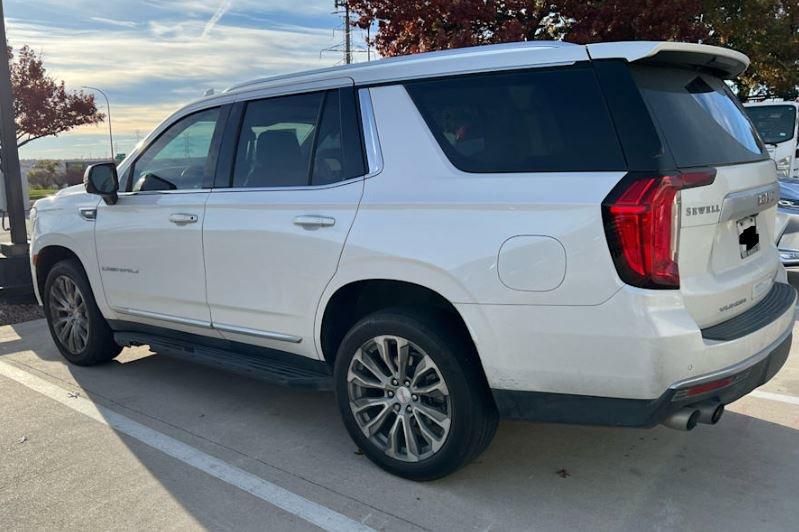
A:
[405, 66, 626, 173]
[745, 105, 797, 145]
[631, 65, 766, 168]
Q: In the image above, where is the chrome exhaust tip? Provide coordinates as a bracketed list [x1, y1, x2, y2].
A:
[697, 402, 724, 425]
[662, 408, 701, 431]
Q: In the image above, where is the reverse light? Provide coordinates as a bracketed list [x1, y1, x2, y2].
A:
[602, 170, 717, 289]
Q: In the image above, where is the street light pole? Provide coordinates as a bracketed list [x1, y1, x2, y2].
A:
[82, 86, 114, 160]
[0, 0, 28, 252]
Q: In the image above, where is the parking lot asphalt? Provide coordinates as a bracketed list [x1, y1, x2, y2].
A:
[1, 303, 798, 531]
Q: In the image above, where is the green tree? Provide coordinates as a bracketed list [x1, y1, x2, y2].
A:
[26, 159, 62, 189]
[348, 0, 554, 57]
[6, 45, 104, 149]
[349, 0, 799, 99]
[703, 0, 799, 99]
[557, 0, 708, 43]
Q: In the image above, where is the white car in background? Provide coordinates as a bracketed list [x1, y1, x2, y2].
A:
[745, 101, 799, 264]
[745, 100, 799, 179]
[29, 41, 795, 480]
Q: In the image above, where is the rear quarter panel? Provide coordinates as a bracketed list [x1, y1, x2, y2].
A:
[330, 84, 627, 307]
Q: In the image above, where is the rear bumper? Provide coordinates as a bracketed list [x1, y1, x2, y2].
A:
[492, 329, 792, 427]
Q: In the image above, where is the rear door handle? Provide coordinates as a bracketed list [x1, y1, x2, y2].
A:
[169, 213, 198, 225]
[293, 215, 336, 228]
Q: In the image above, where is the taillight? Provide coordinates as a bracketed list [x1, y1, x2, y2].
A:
[602, 170, 716, 289]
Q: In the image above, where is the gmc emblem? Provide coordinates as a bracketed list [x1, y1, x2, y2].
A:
[757, 191, 775, 206]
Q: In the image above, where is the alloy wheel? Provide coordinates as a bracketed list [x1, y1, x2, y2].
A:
[48, 275, 90, 354]
[347, 335, 452, 462]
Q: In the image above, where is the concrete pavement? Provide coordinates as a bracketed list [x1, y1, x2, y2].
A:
[1, 312, 798, 531]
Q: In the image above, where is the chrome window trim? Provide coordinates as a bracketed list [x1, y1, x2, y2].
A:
[123, 84, 379, 195]
[208, 177, 362, 194]
[232, 77, 355, 103]
[214, 323, 303, 344]
[211, 85, 373, 193]
[358, 88, 384, 178]
[117, 189, 213, 197]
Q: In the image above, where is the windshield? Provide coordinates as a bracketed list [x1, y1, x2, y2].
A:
[745, 105, 797, 145]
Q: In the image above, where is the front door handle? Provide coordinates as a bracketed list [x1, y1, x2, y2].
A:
[293, 215, 336, 228]
[169, 213, 198, 225]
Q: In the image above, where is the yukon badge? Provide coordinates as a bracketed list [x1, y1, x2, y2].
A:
[685, 204, 721, 217]
[719, 298, 747, 313]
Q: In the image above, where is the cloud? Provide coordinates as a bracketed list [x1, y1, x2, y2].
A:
[89, 17, 138, 28]
[201, 0, 233, 38]
[6, 17, 339, 134]
[5, 0, 372, 158]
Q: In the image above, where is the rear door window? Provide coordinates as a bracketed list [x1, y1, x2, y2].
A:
[631, 65, 767, 167]
[232, 88, 365, 188]
[405, 66, 626, 173]
[233, 92, 323, 188]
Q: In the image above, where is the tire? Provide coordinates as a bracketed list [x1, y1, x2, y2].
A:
[334, 307, 498, 481]
[43, 259, 122, 366]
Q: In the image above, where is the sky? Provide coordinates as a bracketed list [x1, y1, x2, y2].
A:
[5, 0, 371, 160]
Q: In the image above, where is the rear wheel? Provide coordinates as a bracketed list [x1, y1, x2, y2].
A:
[43, 259, 121, 366]
[334, 308, 497, 480]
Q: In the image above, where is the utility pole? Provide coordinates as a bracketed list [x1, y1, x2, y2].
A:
[334, 0, 352, 64]
[0, 0, 29, 255]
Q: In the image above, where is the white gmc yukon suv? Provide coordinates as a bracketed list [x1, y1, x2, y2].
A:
[30, 41, 796, 480]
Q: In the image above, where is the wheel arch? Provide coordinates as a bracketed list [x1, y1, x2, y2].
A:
[317, 278, 488, 382]
[34, 245, 85, 298]
[32, 236, 110, 315]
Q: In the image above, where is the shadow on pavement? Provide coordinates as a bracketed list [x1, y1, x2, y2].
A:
[1, 318, 798, 530]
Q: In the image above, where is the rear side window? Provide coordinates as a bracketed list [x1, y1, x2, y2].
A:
[631, 65, 767, 167]
[745, 105, 797, 145]
[405, 66, 626, 173]
[232, 88, 365, 188]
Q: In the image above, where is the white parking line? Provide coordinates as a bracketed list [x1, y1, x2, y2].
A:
[0, 361, 374, 532]
[750, 390, 799, 406]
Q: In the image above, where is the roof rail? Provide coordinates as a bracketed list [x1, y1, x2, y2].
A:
[224, 40, 577, 93]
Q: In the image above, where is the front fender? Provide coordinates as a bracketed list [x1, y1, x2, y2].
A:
[31, 198, 106, 315]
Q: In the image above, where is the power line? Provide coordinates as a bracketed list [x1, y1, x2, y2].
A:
[321, 1, 373, 64]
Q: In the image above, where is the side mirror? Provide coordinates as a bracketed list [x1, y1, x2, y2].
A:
[84, 163, 119, 205]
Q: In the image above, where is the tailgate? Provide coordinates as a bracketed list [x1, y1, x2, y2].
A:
[630, 64, 779, 328]
[679, 160, 779, 328]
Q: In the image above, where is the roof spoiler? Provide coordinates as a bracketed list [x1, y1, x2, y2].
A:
[586, 41, 750, 79]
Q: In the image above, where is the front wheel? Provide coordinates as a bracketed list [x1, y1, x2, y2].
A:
[43, 259, 121, 366]
[334, 308, 498, 481]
